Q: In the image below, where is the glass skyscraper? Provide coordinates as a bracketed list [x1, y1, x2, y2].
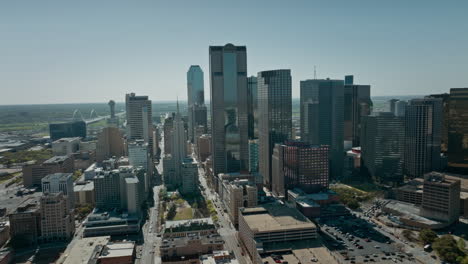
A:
[187, 65, 208, 143]
[209, 44, 248, 175]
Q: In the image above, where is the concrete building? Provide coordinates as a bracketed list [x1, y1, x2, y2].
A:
[271, 141, 329, 197]
[287, 188, 348, 219]
[96, 127, 125, 162]
[248, 139, 259, 174]
[161, 218, 224, 262]
[125, 93, 153, 155]
[343, 75, 372, 147]
[62, 236, 111, 264]
[200, 251, 239, 264]
[93, 170, 121, 210]
[97, 241, 135, 264]
[258, 69, 292, 189]
[219, 178, 257, 226]
[447, 88, 468, 173]
[197, 134, 211, 162]
[209, 44, 249, 176]
[23, 155, 74, 187]
[124, 177, 141, 215]
[128, 139, 151, 192]
[163, 155, 176, 187]
[41, 172, 75, 209]
[404, 98, 443, 178]
[74, 180, 95, 206]
[247, 76, 258, 139]
[395, 100, 407, 117]
[300, 79, 344, 178]
[238, 203, 317, 263]
[163, 114, 174, 155]
[51, 137, 80, 156]
[83, 210, 141, 237]
[8, 198, 41, 246]
[420, 172, 461, 224]
[187, 66, 208, 143]
[40, 192, 75, 242]
[181, 157, 198, 195]
[49, 121, 86, 141]
[361, 112, 405, 185]
[189, 105, 208, 143]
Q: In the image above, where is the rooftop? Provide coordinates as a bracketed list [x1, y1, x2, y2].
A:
[165, 218, 214, 233]
[53, 137, 81, 143]
[99, 241, 135, 259]
[42, 172, 72, 182]
[44, 155, 70, 164]
[63, 236, 110, 264]
[74, 180, 94, 192]
[240, 203, 316, 233]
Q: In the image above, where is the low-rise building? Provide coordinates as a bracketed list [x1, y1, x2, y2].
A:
[52, 137, 81, 156]
[200, 251, 238, 264]
[23, 155, 74, 187]
[98, 241, 135, 264]
[0, 224, 10, 248]
[238, 203, 317, 264]
[287, 188, 348, 219]
[62, 236, 111, 264]
[161, 218, 224, 263]
[8, 198, 41, 246]
[83, 210, 141, 237]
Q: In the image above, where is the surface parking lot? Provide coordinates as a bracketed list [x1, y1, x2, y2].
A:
[319, 215, 415, 263]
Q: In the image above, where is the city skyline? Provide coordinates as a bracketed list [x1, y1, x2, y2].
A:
[1, 1, 468, 104]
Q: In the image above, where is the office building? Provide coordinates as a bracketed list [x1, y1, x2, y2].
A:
[197, 134, 211, 162]
[163, 114, 174, 155]
[49, 121, 87, 141]
[361, 112, 405, 185]
[181, 157, 198, 195]
[128, 139, 151, 192]
[238, 203, 317, 262]
[287, 188, 348, 219]
[209, 44, 249, 175]
[258, 69, 292, 189]
[93, 170, 121, 210]
[40, 192, 75, 242]
[420, 172, 461, 224]
[83, 210, 141, 237]
[300, 79, 344, 178]
[404, 98, 443, 178]
[189, 104, 208, 143]
[23, 155, 74, 187]
[74, 180, 95, 206]
[388, 99, 399, 113]
[343, 75, 371, 147]
[447, 88, 468, 173]
[52, 137, 81, 156]
[247, 76, 258, 139]
[41, 172, 75, 209]
[125, 93, 153, 155]
[161, 218, 224, 262]
[427, 93, 450, 153]
[218, 178, 257, 226]
[248, 139, 259, 173]
[9, 198, 41, 246]
[394, 100, 407, 117]
[187, 65, 208, 143]
[96, 127, 125, 162]
[272, 141, 329, 197]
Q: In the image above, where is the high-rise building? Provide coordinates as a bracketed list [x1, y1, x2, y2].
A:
[343, 75, 371, 147]
[128, 140, 151, 192]
[258, 70, 292, 189]
[218, 178, 257, 226]
[420, 172, 460, 224]
[180, 157, 198, 195]
[93, 171, 121, 210]
[96, 127, 125, 162]
[361, 112, 405, 185]
[388, 99, 399, 113]
[40, 192, 75, 242]
[272, 141, 329, 197]
[247, 76, 258, 139]
[209, 44, 248, 176]
[196, 134, 211, 163]
[447, 88, 468, 173]
[300, 79, 344, 178]
[9, 198, 41, 246]
[49, 121, 87, 141]
[125, 93, 153, 155]
[163, 114, 174, 155]
[41, 173, 75, 209]
[248, 139, 259, 174]
[404, 98, 443, 178]
[427, 93, 450, 153]
[23, 156, 74, 187]
[394, 100, 407, 117]
[107, 100, 119, 127]
[187, 65, 208, 143]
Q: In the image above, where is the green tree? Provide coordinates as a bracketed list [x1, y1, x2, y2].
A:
[419, 229, 438, 244]
[461, 255, 468, 264]
[402, 229, 416, 242]
[433, 235, 465, 263]
[458, 238, 467, 253]
[167, 203, 177, 220]
[347, 199, 360, 210]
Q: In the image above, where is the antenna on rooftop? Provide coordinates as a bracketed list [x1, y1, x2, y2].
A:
[314, 66, 317, 80]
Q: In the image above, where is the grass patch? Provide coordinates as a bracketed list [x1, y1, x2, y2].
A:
[0, 174, 15, 183]
[174, 208, 193, 220]
[0, 149, 53, 166]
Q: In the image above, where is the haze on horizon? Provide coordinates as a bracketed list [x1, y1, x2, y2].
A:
[0, 0, 467, 105]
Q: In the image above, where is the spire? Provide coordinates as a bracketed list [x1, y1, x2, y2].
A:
[175, 96, 181, 121]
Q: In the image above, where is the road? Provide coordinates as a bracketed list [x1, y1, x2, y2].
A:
[53, 220, 85, 263]
[196, 155, 253, 264]
[139, 185, 162, 264]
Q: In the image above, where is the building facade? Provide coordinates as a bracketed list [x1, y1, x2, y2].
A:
[187, 65, 208, 143]
[343, 75, 371, 147]
[209, 44, 249, 176]
[447, 88, 468, 173]
[96, 127, 125, 162]
[52, 137, 81, 156]
[300, 79, 344, 178]
[258, 69, 292, 189]
[125, 93, 153, 155]
[247, 76, 258, 139]
[49, 121, 86, 141]
[41, 172, 75, 209]
[40, 192, 75, 242]
[181, 157, 198, 195]
[23, 155, 74, 187]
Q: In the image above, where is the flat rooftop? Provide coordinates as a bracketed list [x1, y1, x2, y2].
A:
[99, 241, 135, 259]
[53, 137, 81, 143]
[44, 155, 70, 164]
[63, 236, 110, 264]
[241, 203, 316, 233]
[42, 172, 72, 181]
[384, 200, 441, 225]
[74, 181, 94, 192]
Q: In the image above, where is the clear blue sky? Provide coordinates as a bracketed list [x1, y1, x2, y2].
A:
[0, 0, 467, 104]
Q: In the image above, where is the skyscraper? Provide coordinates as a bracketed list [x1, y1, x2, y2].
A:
[49, 121, 87, 141]
[447, 88, 468, 173]
[125, 93, 153, 155]
[41, 173, 75, 209]
[247, 76, 258, 139]
[404, 98, 443, 178]
[258, 69, 292, 189]
[361, 112, 405, 185]
[96, 127, 125, 162]
[209, 44, 248, 175]
[343, 75, 372, 147]
[300, 79, 344, 178]
[187, 65, 208, 143]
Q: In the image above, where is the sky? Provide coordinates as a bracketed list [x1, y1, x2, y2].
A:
[0, 0, 467, 105]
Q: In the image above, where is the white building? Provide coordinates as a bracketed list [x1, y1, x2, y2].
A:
[128, 140, 151, 192]
[52, 137, 81, 156]
[42, 172, 75, 209]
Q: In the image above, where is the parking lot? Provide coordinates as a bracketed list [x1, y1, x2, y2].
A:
[319, 214, 416, 263]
